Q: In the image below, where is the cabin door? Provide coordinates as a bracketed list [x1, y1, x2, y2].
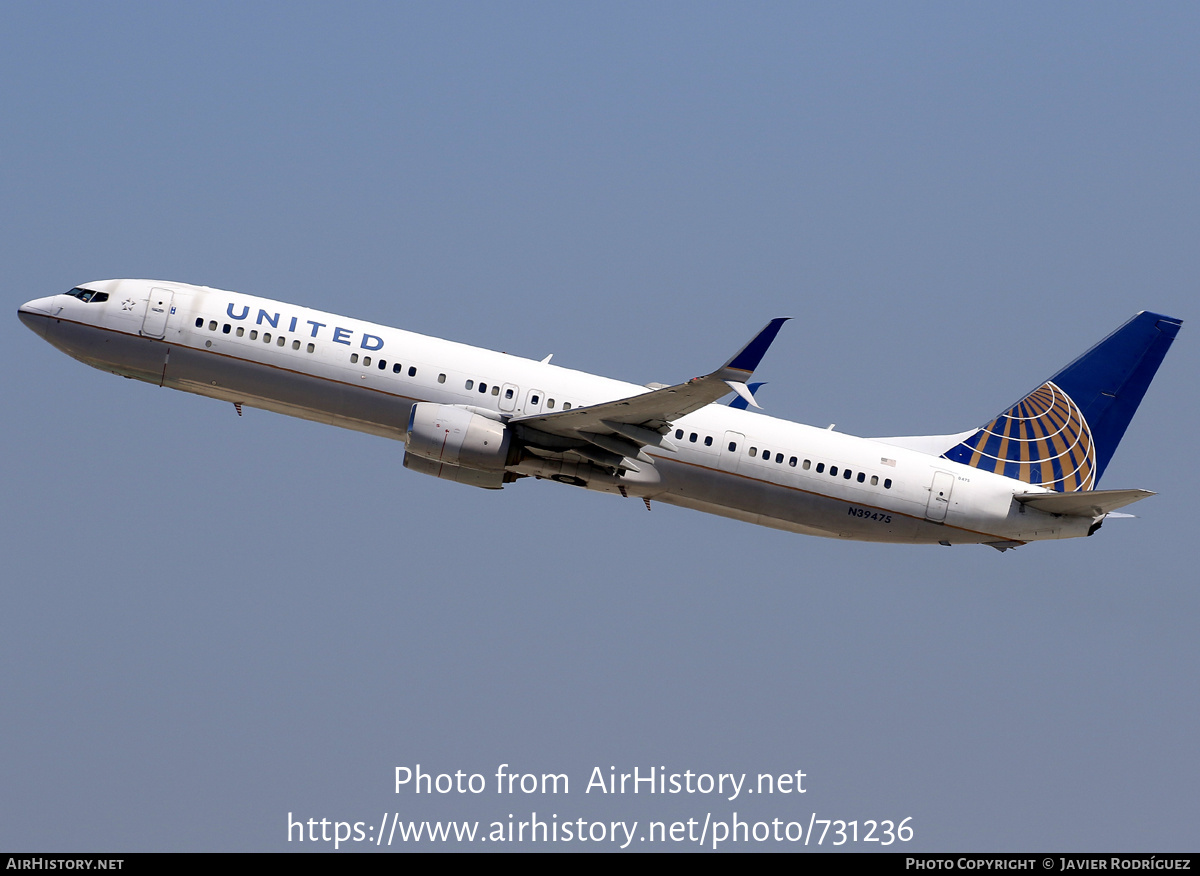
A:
[141, 287, 174, 338]
[925, 470, 956, 522]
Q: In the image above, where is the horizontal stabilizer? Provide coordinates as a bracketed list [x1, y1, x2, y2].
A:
[1013, 488, 1154, 517]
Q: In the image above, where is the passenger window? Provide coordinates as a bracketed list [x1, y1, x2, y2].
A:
[704, 436, 713, 446]
[728, 442, 737, 452]
[208, 320, 217, 331]
[749, 447, 757, 457]
[870, 475, 879, 485]
[830, 466, 838, 476]
[222, 324, 231, 334]
[789, 457, 797, 467]
[307, 343, 315, 353]
[236, 327, 245, 337]
[363, 356, 371, 365]
[492, 386, 500, 396]
[843, 469, 852, 479]
[563, 402, 571, 410]
[675, 429, 684, 439]
[278, 336, 286, 346]
[479, 383, 487, 393]
[857, 472, 865, 483]
[293, 340, 301, 350]
[776, 453, 784, 464]
[438, 374, 446, 384]
[250, 330, 259, 340]
[263, 333, 272, 343]
[195, 317, 203, 328]
[505, 388, 514, 399]
[530, 393, 539, 404]
[408, 367, 417, 377]
[884, 479, 892, 489]
[547, 399, 555, 409]
[378, 359, 386, 369]
[465, 379, 474, 390]
[393, 362, 402, 373]
[803, 459, 811, 470]
[816, 463, 825, 473]
[351, 353, 359, 364]
[689, 433, 697, 443]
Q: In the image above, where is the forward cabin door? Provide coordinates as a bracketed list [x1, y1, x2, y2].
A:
[141, 287, 174, 338]
[925, 470, 956, 522]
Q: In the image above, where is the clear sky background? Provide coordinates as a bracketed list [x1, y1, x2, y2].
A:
[2, 2, 1197, 852]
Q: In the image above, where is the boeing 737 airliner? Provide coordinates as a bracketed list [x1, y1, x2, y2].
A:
[18, 280, 1182, 549]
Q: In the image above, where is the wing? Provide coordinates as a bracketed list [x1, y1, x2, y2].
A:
[509, 318, 788, 470]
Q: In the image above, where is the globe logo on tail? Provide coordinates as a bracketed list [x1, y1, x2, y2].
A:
[943, 381, 1096, 492]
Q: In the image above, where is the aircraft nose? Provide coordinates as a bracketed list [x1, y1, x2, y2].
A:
[18, 297, 56, 337]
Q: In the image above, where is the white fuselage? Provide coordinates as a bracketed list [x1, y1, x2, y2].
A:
[18, 279, 1091, 546]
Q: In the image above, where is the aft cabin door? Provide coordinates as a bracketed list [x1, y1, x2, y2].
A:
[925, 470, 955, 522]
[141, 287, 174, 338]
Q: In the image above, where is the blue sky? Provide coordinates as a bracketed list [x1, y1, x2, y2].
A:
[3, 2, 1197, 851]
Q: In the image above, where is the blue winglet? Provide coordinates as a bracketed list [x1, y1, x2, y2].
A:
[723, 318, 790, 374]
[728, 382, 767, 410]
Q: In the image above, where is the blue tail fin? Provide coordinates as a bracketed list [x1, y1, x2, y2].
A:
[942, 312, 1182, 491]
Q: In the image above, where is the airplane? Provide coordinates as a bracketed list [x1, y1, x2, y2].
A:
[18, 279, 1182, 550]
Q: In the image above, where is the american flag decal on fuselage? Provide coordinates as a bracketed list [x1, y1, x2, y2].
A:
[942, 381, 1096, 492]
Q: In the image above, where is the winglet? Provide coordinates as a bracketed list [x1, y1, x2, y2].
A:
[724, 380, 762, 408]
[722, 318, 790, 375]
[728, 381, 767, 410]
[510, 316, 790, 438]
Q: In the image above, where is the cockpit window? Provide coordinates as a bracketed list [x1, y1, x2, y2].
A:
[66, 287, 108, 303]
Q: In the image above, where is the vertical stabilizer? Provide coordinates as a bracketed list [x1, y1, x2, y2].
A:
[942, 312, 1182, 491]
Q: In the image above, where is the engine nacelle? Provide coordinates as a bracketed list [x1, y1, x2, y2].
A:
[402, 450, 509, 490]
[405, 403, 516, 471]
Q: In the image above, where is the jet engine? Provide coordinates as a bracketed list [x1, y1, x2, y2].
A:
[403, 403, 519, 489]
